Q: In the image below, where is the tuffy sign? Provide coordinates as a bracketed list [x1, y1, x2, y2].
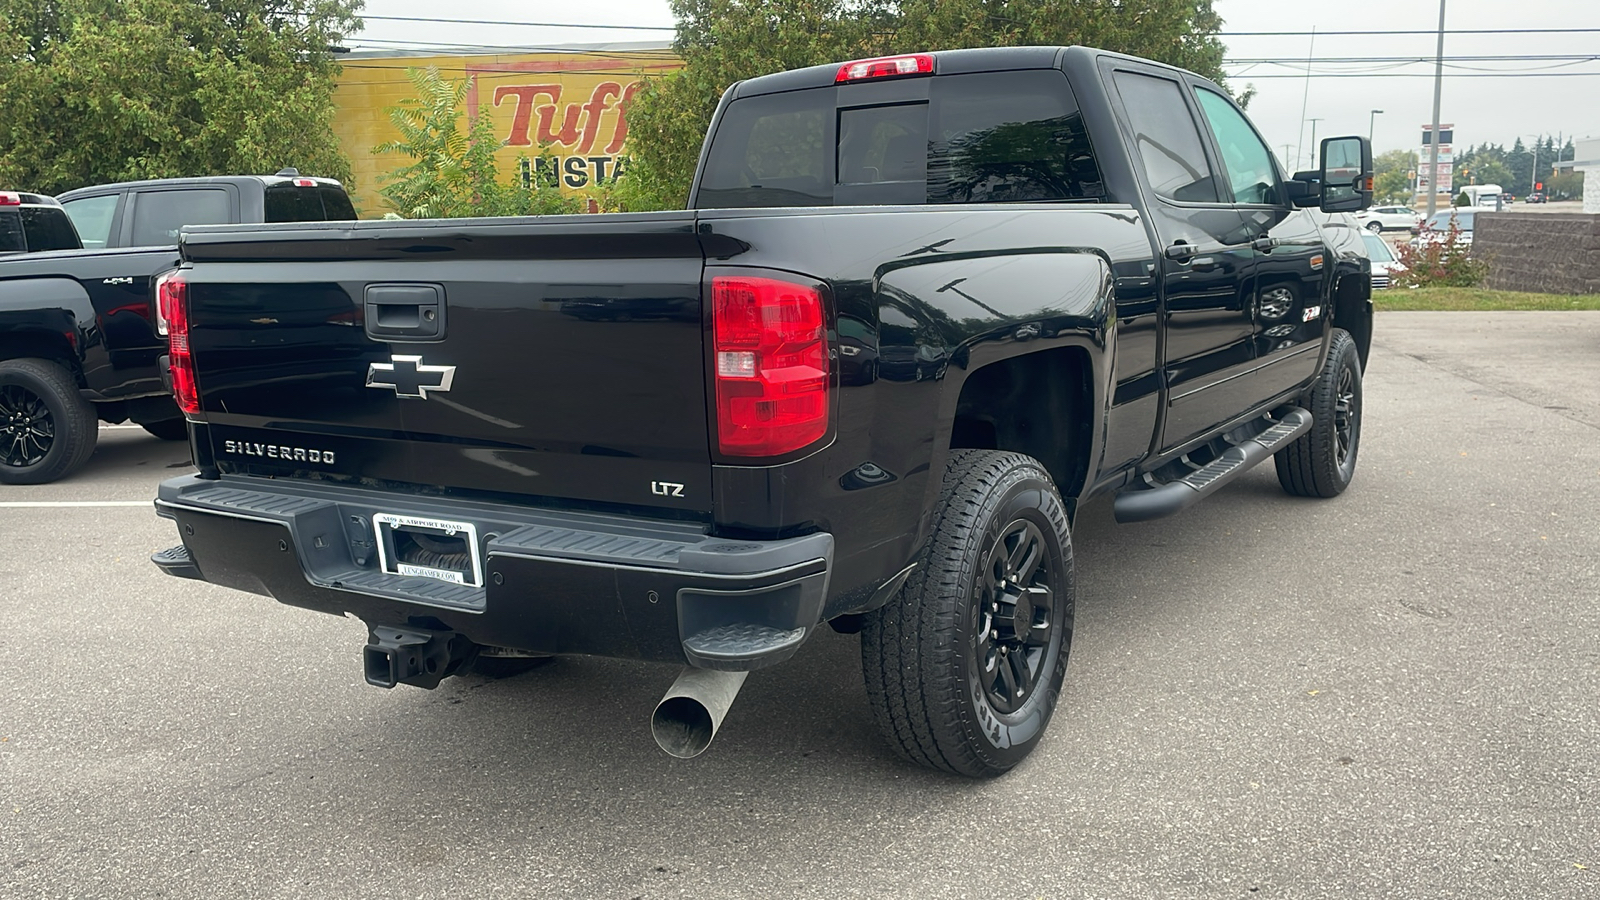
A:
[332, 46, 681, 212]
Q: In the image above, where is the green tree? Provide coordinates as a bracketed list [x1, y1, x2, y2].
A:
[373, 67, 585, 219]
[1373, 148, 1416, 204]
[0, 0, 360, 194]
[618, 0, 1230, 211]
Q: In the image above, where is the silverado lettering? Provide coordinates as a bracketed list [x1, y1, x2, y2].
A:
[222, 440, 335, 465]
[152, 47, 1376, 778]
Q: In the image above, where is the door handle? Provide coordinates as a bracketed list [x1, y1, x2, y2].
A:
[1251, 236, 1276, 252]
[1165, 242, 1199, 261]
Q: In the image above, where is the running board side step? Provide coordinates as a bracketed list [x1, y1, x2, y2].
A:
[1113, 407, 1313, 524]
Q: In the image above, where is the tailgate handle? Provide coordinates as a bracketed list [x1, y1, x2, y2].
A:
[365, 283, 445, 341]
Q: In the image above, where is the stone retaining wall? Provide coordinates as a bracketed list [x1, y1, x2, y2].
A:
[1475, 212, 1600, 295]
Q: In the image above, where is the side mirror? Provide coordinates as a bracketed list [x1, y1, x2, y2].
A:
[1318, 136, 1373, 212]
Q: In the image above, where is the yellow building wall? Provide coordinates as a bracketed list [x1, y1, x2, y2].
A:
[332, 48, 682, 215]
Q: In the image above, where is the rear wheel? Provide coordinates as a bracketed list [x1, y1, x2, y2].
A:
[861, 450, 1075, 778]
[0, 358, 98, 485]
[1365, 221, 1384, 233]
[1276, 328, 1363, 497]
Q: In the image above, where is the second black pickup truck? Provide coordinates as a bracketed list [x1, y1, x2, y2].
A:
[152, 47, 1375, 776]
[0, 172, 355, 483]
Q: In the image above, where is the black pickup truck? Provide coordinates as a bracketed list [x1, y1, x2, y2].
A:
[151, 47, 1374, 777]
[0, 172, 355, 483]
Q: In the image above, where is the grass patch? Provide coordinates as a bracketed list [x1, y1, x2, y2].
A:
[1374, 286, 1600, 311]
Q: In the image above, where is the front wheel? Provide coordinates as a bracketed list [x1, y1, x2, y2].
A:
[1276, 328, 1363, 497]
[861, 450, 1075, 778]
[0, 358, 98, 485]
[1365, 221, 1384, 233]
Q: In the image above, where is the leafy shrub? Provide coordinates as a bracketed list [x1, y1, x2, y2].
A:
[374, 68, 585, 219]
[1391, 220, 1489, 288]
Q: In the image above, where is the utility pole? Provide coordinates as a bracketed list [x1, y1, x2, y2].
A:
[1426, 0, 1447, 216]
[1295, 26, 1317, 174]
[1283, 144, 1293, 171]
[1369, 109, 1384, 147]
[1309, 119, 1324, 168]
[1530, 135, 1539, 196]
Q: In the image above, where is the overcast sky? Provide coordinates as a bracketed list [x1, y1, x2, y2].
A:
[350, 0, 1600, 172]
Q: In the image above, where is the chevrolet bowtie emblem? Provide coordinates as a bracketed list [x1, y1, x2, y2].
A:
[367, 355, 456, 399]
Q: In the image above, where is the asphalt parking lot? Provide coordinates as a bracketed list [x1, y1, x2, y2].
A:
[3, 312, 1596, 899]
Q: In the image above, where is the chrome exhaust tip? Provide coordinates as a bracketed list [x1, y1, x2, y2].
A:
[650, 667, 749, 759]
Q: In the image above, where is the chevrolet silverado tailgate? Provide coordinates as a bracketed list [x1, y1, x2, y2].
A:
[178, 213, 713, 512]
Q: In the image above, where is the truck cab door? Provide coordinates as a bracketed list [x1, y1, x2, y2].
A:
[1189, 86, 1329, 409]
[1106, 66, 1259, 454]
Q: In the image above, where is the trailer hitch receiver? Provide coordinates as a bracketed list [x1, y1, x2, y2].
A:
[363, 625, 471, 689]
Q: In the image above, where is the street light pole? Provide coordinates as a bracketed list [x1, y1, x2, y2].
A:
[1369, 109, 1384, 146]
[1426, 0, 1447, 216]
[1529, 135, 1540, 196]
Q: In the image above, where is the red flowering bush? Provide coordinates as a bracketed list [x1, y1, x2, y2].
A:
[1392, 220, 1489, 288]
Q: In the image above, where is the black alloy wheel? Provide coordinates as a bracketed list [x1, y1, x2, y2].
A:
[1275, 328, 1363, 498]
[862, 450, 1075, 778]
[0, 358, 99, 485]
[1, 383, 54, 469]
[1333, 363, 1357, 470]
[973, 519, 1057, 714]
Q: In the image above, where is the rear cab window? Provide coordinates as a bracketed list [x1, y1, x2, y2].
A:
[265, 184, 358, 223]
[20, 207, 81, 251]
[0, 205, 81, 253]
[697, 69, 1105, 208]
[0, 211, 23, 253]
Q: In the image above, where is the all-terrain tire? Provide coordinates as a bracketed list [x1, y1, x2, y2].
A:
[1276, 328, 1363, 498]
[140, 417, 189, 441]
[861, 450, 1075, 778]
[0, 358, 98, 485]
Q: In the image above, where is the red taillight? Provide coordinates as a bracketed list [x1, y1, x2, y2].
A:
[712, 275, 830, 457]
[293, 178, 316, 187]
[156, 271, 200, 415]
[0, 192, 20, 206]
[835, 54, 934, 83]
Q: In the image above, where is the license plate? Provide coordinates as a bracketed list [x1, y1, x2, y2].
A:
[372, 513, 482, 587]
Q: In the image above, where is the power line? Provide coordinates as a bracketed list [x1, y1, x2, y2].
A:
[1234, 71, 1600, 78]
[361, 14, 675, 31]
[1225, 55, 1600, 63]
[1220, 27, 1600, 36]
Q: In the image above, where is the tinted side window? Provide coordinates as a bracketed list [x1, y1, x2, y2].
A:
[21, 207, 81, 251]
[130, 189, 231, 246]
[1111, 71, 1218, 203]
[62, 194, 119, 249]
[1194, 89, 1279, 204]
[0, 211, 23, 253]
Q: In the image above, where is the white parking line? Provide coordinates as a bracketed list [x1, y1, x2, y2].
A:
[0, 501, 151, 508]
